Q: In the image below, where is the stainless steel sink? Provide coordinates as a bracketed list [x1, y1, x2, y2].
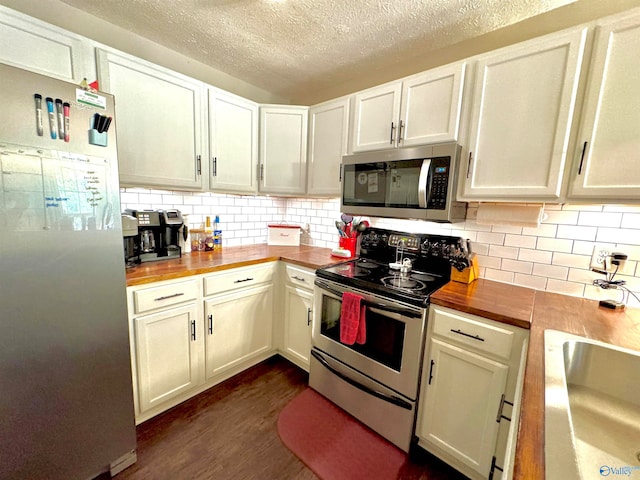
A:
[545, 330, 640, 479]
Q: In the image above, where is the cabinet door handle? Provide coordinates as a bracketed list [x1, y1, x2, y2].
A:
[398, 120, 404, 143]
[191, 320, 196, 341]
[466, 151, 473, 179]
[259, 164, 264, 181]
[292, 275, 306, 282]
[577, 141, 588, 175]
[339, 164, 342, 182]
[208, 314, 213, 334]
[389, 121, 396, 144]
[307, 307, 312, 326]
[154, 292, 184, 302]
[428, 359, 435, 385]
[196, 155, 202, 175]
[451, 328, 485, 342]
[234, 277, 254, 283]
[212, 157, 217, 177]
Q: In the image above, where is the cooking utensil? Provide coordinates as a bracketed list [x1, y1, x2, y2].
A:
[340, 213, 353, 224]
[335, 220, 346, 237]
[356, 220, 369, 232]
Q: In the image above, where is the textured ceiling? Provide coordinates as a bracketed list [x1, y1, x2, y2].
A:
[56, 0, 575, 102]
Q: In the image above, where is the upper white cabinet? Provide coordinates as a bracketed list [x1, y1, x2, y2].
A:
[0, 6, 94, 83]
[351, 62, 466, 152]
[96, 49, 205, 190]
[259, 106, 309, 195]
[307, 97, 350, 196]
[459, 28, 587, 201]
[568, 11, 640, 200]
[208, 88, 259, 194]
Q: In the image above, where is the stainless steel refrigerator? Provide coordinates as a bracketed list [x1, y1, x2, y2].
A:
[0, 63, 136, 479]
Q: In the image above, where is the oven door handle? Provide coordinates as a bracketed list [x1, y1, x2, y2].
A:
[315, 280, 421, 318]
[311, 350, 412, 410]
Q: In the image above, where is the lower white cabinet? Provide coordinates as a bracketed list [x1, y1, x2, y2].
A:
[204, 284, 274, 380]
[416, 306, 529, 480]
[134, 303, 203, 413]
[280, 264, 315, 371]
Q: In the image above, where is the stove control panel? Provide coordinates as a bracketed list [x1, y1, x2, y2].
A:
[388, 234, 420, 251]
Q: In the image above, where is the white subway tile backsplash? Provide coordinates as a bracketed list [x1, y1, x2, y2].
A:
[488, 245, 519, 259]
[518, 248, 553, 264]
[536, 237, 573, 253]
[521, 223, 557, 238]
[532, 263, 569, 280]
[476, 232, 506, 245]
[514, 274, 548, 290]
[552, 252, 591, 269]
[504, 234, 537, 249]
[578, 211, 622, 227]
[556, 225, 597, 241]
[120, 188, 640, 305]
[501, 259, 534, 275]
[484, 268, 514, 283]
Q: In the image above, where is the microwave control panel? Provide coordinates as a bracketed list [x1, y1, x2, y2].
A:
[427, 157, 451, 210]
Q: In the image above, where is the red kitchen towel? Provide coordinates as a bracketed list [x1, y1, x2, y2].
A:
[340, 292, 366, 345]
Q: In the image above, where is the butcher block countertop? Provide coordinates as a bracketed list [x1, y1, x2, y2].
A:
[433, 280, 640, 480]
[125, 244, 348, 286]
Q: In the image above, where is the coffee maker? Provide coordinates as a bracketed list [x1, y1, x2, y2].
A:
[121, 213, 140, 268]
[124, 209, 184, 263]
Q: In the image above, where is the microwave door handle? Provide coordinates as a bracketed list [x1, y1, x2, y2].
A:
[418, 159, 432, 208]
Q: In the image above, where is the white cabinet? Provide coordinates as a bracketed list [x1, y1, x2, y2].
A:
[459, 28, 587, 201]
[202, 263, 276, 380]
[307, 98, 350, 196]
[0, 6, 94, 83]
[127, 278, 202, 418]
[259, 106, 308, 195]
[204, 285, 274, 380]
[350, 62, 466, 152]
[281, 264, 315, 371]
[96, 48, 205, 190]
[568, 11, 640, 200]
[208, 88, 259, 194]
[134, 303, 203, 413]
[416, 306, 529, 480]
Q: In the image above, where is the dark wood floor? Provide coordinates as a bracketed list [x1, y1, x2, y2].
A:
[99, 356, 467, 480]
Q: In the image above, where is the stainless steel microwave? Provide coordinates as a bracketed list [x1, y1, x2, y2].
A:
[341, 143, 466, 222]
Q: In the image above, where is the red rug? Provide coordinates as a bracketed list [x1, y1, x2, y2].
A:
[277, 388, 407, 480]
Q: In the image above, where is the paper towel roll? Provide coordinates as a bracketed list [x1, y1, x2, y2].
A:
[476, 204, 545, 228]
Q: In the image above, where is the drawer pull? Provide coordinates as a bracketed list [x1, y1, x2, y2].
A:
[451, 328, 485, 342]
[292, 275, 306, 282]
[234, 277, 254, 283]
[154, 292, 185, 301]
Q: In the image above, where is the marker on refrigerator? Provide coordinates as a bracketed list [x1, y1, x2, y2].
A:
[55, 99, 64, 140]
[63, 102, 70, 142]
[34, 94, 43, 136]
[45, 97, 56, 140]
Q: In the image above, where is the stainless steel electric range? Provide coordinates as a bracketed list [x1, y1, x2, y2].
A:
[310, 227, 470, 452]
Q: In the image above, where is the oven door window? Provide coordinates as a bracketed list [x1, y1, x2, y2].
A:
[320, 294, 406, 371]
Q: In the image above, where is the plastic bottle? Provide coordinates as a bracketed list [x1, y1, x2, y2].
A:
[204, 216, 214, 251]
[213, 215, 222, 251]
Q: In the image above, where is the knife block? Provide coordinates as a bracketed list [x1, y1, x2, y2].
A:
[451, 253, 479, 284]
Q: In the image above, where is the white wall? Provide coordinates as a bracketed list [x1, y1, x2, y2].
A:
[121, 188, 640, 307]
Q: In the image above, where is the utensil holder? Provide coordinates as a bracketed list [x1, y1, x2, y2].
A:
[338, 237, 357, 257]
[88, 129, 108, 147]
[450, 253, 479, 284]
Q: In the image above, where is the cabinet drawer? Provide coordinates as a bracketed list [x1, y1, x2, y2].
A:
[133, 279, 199, 314]
[284, 264, 315, 290]
[430, 306, 515, 360]
[204, 263, 275, 296]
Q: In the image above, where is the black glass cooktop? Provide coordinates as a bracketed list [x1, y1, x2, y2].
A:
[316, 227, 469, 307]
